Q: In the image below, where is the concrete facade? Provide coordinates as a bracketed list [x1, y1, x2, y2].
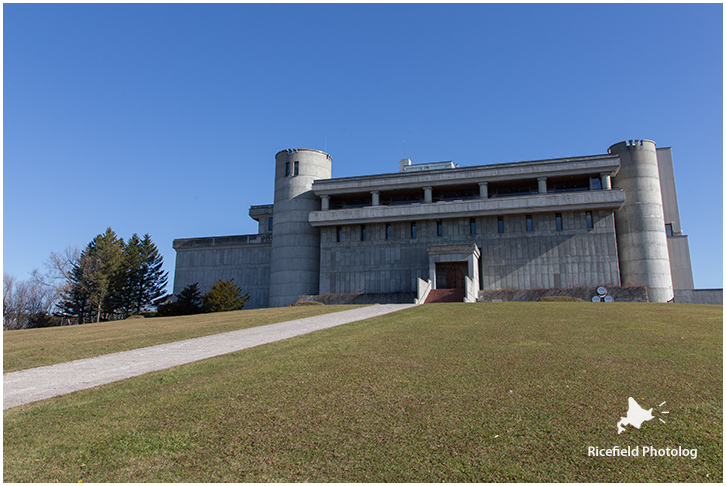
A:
[172, 234, 272, 309]
[172, 140, 710, 306]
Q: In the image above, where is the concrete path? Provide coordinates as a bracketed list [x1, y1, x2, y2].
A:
[4, 304, 415, 410]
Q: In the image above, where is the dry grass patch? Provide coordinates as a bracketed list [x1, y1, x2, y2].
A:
[3, 305, 363, 372]
[3, 303, 722, 482]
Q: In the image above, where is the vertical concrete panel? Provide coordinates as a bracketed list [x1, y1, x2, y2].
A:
[610, 140, 673, 302]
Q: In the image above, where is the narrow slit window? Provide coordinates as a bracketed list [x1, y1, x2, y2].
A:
[361, 225, 366, 241]
[285, 162, 290, 176]
[497, 216, 504, 234]
[385, 223, 391, 240]
[336, 226, 342, 242]
[665, 223, 673, 236]
[411, 222, 417, 239]
[586, 211, 594, 229]
[469, 218, 476, 235]
[436, 220, 443, 237]
[268, 217, 273, 232]
[294, 161, 299, 176]
[526, 215, 533, 232]
[555, 213, 563, 231]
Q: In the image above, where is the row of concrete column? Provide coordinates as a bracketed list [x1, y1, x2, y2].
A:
[319, 173, 613, 209]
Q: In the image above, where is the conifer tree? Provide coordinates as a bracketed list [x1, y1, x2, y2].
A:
[202, 279, 249, 313]
[58, 261, 92, 324]
[158, 282, 203, 316]
[115, 233, 144, 318]
[176, 282, 203, 315]
[86, 228, 124, 322]
[137, 234, 168, 314]
[57, 228, 168, 323]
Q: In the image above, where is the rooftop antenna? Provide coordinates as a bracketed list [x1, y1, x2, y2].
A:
[324, 136, 327, 152]
[403, 140, 405, 158]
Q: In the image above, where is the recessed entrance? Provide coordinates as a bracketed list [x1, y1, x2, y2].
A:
[436, 262, 467, 289]
[426, 243, 480, 302]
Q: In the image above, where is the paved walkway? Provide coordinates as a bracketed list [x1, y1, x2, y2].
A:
[3, 304, 415, 409]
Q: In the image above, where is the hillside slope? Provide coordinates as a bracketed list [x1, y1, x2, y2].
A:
[4, 303, 722, 482]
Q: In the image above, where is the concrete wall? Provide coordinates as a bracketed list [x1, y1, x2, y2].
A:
[673, 289, 723, 305]
[318, 210, 620, 295]
[478, 210, 620, 289]
[656, 148, 683, 234]
[667, 236, 695, 290]
[319, 222, 430, 294]
[172, 234, 272, 309]
[657, 147, 695, 290]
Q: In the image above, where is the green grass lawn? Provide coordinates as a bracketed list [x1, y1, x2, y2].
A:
[3, 302, 722, 482]
[3, 305, 362, 373]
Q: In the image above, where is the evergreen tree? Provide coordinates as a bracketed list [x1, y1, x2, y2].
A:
[137, 234, 168, 314]
[176, 282, 203, 315]
[115, 233, 143, 318]
[58, 244, 94, 324]
[86, 228, 124, 322]
[202, 279, 249, 313]
[158, 283, 203, 316]
[56, 228, 168, 323]
[112, 233, 168, 318]
[57, 228, 123, 323]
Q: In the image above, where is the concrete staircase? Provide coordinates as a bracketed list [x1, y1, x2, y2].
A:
[424, 288, 466, 304]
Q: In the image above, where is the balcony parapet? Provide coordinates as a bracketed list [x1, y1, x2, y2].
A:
[173, 233, 272, 249]
[309, 189, 625, 227]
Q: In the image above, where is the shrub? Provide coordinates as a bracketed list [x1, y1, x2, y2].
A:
[202, 279, 249, 313]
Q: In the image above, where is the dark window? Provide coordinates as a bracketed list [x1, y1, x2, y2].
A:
[436, 220, 443, 237]
[586, 211, 594, 229]
[385, 223, 391, 240]
[294, 161, 299, 176]
[497, 216, 504, 234]
[665, 223, 673, 236]
[336, 226, 342, 242]
[469, 218, 476, 235]
[285, 162, 290, 176]
[555, 213, 563, 231]
[361, 225, 366, 241]
[411, 222, 417, 239]
[526, 215, 533, 232]
[268, 217, 273, 232]
[591, 177, 602, 190]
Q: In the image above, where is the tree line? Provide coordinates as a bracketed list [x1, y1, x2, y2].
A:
[4, 228, 168, 329]
[4, 228, 251, 330]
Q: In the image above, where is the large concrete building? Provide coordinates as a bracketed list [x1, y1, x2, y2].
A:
[172, 139, 714, 307]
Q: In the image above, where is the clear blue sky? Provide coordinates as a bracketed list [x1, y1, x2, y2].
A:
[4, 3, 723, 291]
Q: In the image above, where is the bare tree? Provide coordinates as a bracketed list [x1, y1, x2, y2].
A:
[43, 246, 80, 292]
[3, 273, 58, 330]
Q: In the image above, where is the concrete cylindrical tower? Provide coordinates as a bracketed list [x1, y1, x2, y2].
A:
[268, 148, 332, 307]
[609, 139, 673, 302]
